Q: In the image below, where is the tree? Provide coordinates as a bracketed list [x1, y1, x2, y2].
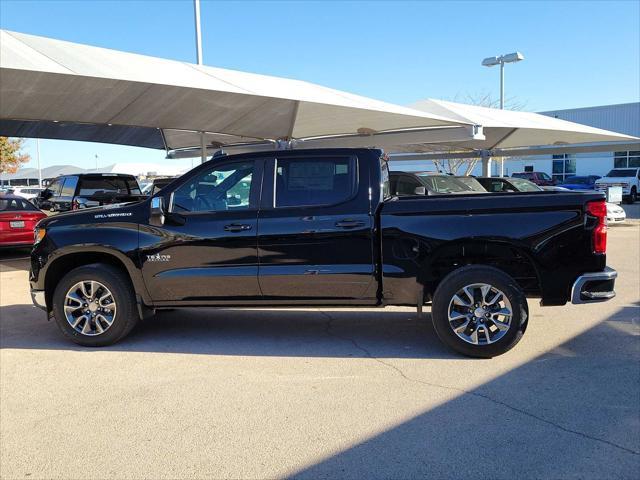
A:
[0, 137, 30, 174]
[433, 90, 526, 175]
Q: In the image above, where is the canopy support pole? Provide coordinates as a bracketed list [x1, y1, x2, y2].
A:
[200, 131, 207, 164]
[481, 150, 492, 177]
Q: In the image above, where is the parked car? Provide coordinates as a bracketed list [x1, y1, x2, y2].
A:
[512, 171, 557, 186]
[606, 202, 626, 223]
[389, 171, 482, 196]
[559, 175, 601, 190]
[476, 177, 542, 192]
[10, 186, 45, 201]
[30, 148, 616, 358]
[0, 194, 47, 248]
[35, 173, 145, 212]
[594, 168, 640, 204]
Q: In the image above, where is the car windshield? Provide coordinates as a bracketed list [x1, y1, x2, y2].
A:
[562, 177, 589, 184]
[605, 169, 636, 177]
[512, 173, 533, 179]
[416, 174, 473, 193]
[455, 176, 486, 192]
[509, 179, 542, 192]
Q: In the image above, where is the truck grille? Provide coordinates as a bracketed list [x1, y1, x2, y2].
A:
[596, 183, 628, 191]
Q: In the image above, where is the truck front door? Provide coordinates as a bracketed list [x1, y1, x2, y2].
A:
[139, 159, 263, 303]
[257, 154, 376, 303]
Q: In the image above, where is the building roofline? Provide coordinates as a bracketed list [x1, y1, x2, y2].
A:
[540, 102, 640, 115]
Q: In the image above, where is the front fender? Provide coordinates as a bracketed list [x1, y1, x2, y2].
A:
[30, 222, 152, 308]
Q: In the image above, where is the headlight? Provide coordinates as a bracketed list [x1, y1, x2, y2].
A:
[34, 227, 46, 245]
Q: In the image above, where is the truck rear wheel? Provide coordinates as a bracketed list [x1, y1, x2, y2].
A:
[431, 266, 528, 358]
[52, 263, 138, 346]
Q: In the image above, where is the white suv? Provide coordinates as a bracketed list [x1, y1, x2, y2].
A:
[595, 168, 640, 204]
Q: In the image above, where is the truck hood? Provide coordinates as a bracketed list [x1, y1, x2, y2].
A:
[37, 201, 145, 229]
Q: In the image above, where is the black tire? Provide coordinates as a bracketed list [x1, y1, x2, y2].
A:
[52, 263, 138, 346]
[431, 265, 528, 358]
[626, 187, 637, 204]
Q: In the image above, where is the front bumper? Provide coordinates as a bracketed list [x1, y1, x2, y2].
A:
[571, 267, 617, 304]
[30, 289, 47, 311]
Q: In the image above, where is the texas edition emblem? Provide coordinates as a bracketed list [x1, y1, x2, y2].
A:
[146, 253, 171, 262]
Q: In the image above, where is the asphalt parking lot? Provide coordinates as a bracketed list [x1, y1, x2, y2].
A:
[1, 221, 639, 479]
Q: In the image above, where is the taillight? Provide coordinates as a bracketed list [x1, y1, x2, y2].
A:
[586, 200, 607, 254]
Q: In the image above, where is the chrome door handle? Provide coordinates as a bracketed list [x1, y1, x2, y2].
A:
[335, 219, 365, 228]
[224, 223, 252, 232]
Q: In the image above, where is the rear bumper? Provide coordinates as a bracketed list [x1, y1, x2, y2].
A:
[571, 267, 617, 304]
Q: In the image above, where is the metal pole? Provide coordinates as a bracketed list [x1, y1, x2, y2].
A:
[194, 0, 203, 65]
[499, 61, 505, 110]
[200, 131, 207, 164]
[36, 139, 42, 186]
[497, 61, 505, 176]
[481, 150, 492, 177]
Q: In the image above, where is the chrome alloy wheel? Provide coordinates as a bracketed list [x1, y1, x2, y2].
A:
[447, 283, 512, 345]
[63, 280, 117, 336]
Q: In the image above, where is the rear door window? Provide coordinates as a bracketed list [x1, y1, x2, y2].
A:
[274, 156, 356, 207]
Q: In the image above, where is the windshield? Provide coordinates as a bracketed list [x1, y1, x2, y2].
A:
[455, 176, 486, 192]
[512, 172, 533, 179]
[605, 169, 636, 178]
[417, 174, 473, 193]
[509, 178, 542, 192]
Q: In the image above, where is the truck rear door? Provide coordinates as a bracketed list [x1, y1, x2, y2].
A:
[257, 154, 376, 302]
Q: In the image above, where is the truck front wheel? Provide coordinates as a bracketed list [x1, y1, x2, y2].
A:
[52, 263, 138, 346]
[431, 266, 528, 358]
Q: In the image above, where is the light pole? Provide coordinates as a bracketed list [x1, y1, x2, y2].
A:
[35, 139, 42, 187]
[194, 0, 207, 164]
[194, 0, 203, 66]
[482, 51, 524, 176]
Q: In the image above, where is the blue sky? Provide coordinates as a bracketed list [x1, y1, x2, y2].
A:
[1, 0, 639, 170]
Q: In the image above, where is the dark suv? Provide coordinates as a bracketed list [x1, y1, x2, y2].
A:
[36, 173, 144, 212]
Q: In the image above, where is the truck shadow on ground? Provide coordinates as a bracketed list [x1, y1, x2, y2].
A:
[0, 303, 458, 359]
[287, 304, 640, 479]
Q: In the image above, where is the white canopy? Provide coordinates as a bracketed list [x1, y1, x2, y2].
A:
[398, 99, 637, 154]
[0, 30, 476, 154]
[0, 30, 635, 158]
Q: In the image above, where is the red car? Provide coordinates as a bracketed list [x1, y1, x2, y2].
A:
[0, 194, 47, 248]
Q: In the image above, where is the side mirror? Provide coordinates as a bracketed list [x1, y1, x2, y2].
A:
[414, 186, 426, 195]
[150, 196, 165, 226]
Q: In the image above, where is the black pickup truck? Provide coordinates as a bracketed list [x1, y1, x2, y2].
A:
[36, 173, 145, 212]
[29, 148, 617, 357]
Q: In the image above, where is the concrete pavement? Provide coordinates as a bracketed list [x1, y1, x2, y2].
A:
[1, 224, 638, 479]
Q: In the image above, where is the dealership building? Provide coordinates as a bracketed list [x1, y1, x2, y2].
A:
[504, 102, 640, 181]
